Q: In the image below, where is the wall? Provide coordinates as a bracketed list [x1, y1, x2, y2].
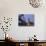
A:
[44, 15, 46, 40]
[0, 0, 46, 40]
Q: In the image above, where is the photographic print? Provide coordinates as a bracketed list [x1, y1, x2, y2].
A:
[18, 14, 34, 26]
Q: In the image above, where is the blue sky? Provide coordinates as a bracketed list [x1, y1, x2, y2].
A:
[20, 14, 34, 23]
